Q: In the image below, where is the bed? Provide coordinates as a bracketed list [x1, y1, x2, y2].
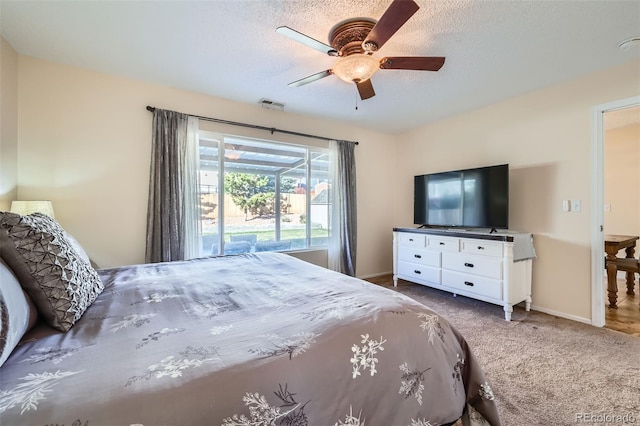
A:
[0, 212, 501, 426]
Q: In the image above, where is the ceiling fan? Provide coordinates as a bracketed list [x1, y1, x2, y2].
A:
[276, 0, 445, 101]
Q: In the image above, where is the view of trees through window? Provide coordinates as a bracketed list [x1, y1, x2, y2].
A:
[198, 134, 331, 256]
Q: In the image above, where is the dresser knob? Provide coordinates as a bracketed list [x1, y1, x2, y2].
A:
[414, 254, 422, 259]
[464, 262, 474, 268]
[464, 281, 474, 286]
[414, 270, 422, 274]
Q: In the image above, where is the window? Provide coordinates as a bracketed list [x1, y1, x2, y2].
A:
[199, 133, 331, 256]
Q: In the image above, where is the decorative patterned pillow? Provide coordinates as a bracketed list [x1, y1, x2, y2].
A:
[0, 212, 104, 332]
[0, 259, 36, 366]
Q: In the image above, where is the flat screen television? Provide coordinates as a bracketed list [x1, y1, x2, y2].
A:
[414, 164, 509, 231]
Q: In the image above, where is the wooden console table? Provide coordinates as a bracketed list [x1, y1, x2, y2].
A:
[605, 234, 639, 309]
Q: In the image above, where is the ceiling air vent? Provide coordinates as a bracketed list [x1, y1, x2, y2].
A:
[259, 98, 285, 111]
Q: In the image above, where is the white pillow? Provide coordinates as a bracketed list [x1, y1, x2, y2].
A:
[64, 231, 92, 265]
[0, 259, 33, 366]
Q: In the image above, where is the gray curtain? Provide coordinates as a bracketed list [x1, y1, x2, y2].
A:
[328, 140, 357, 276]
[145, 109, 196, 263]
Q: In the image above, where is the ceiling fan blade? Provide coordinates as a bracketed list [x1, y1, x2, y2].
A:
[288, 70, 332, 87]
[356, 79, 376, 100]
[276, 26, 338, 56]
[364, 0, 420, 51]
[380, 56, 445, 71]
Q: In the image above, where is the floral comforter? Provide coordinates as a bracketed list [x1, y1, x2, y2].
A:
[0, 252, 500, 426]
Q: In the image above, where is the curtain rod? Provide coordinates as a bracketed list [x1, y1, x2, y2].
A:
[146, 106, 358, 145]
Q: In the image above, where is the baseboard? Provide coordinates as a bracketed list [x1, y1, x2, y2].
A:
[358, 271, 392, 280]
[362, 274, 596, 326]
[530, 304, 592, 325]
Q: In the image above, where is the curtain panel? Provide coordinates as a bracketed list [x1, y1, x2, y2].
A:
[145, 109, 200, 263]
[328, 140, 358, 276]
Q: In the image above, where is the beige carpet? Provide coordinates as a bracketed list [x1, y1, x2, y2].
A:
[368, 277, 640, 426]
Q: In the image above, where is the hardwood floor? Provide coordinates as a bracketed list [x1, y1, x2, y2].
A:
[605, 278, 640, 337]
[366, 274, 640, 338]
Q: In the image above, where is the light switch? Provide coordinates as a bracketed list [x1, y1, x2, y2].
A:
[562, 200, 570, 212]
[571, 200, 581, 212]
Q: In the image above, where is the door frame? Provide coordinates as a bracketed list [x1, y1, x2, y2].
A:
[591, 95, 640, 327]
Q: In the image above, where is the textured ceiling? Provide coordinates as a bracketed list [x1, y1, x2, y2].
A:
[1, 0, 639, 133]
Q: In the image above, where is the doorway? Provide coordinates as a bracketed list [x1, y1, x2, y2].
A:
[591, 96, 640, 331]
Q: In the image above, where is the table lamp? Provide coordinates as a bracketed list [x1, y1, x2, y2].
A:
[10, 201, 55, 218]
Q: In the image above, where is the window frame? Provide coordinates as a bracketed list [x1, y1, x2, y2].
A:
[198, 131, 331, 256]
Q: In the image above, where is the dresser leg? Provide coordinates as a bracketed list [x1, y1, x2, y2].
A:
[525, 296, 532, 312]
[393, 274, 398, 287]
[503, 304, 513, 321]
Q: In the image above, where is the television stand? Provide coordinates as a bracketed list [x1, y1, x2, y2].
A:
[392, 227, 534, 321]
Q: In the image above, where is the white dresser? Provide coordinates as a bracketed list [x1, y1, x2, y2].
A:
[393, 228, 534, 321]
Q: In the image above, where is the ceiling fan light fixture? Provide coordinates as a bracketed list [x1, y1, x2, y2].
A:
[332, 54, 380, 84]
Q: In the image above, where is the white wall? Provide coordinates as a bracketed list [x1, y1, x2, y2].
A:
[0, 37, 18, 211]
[604, 123, 640, 235]
[395, 59, 640, 322]
[16, 55, 397, 275]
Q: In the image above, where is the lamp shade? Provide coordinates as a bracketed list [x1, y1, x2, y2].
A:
[10, 201, 55, 218]
[332, 53, 380, 84]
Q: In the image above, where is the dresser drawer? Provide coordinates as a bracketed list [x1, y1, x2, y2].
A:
[398, 260, 440, 284]
[442, 252, 502, 279]
[460, 239, 503, 257]
[398, 233, 426, 248]
[442, 270, 502, 300]
[398, 247, 440, 267]
[427, 236, 459, 252]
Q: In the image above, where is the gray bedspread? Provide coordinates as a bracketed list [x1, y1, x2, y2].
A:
[0, 253, 500, 426]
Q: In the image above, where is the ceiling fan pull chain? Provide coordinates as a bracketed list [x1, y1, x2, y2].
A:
[355, 91, 359, 110]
